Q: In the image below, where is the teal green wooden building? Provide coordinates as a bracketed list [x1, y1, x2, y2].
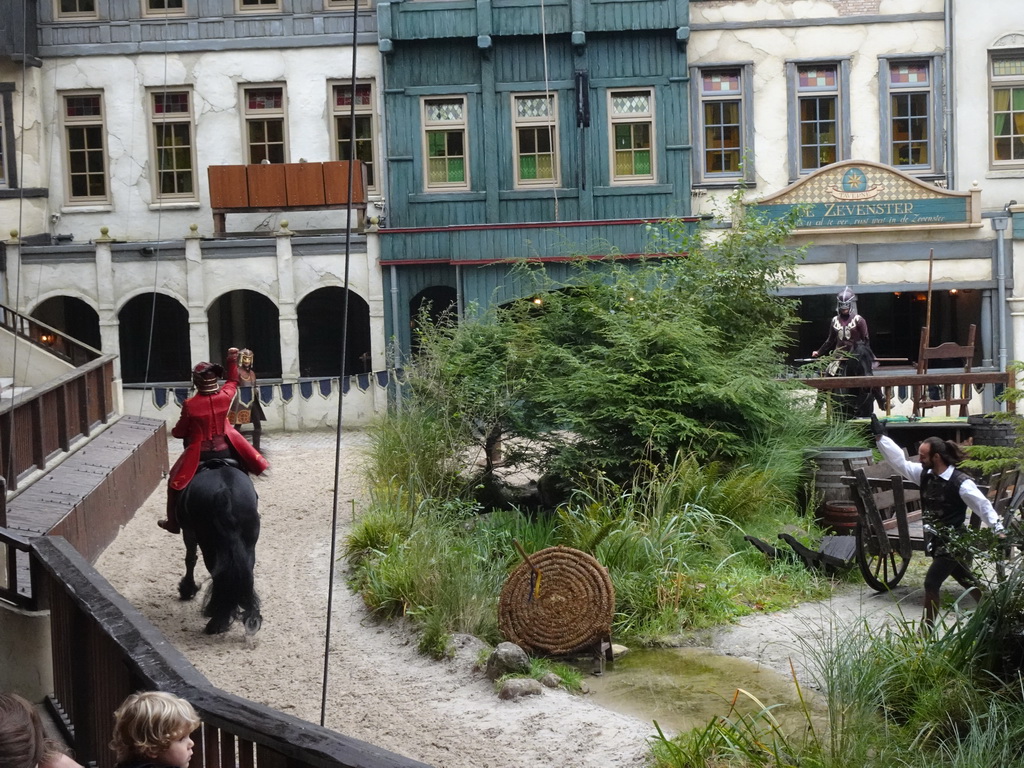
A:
[377, 0, 694, 356]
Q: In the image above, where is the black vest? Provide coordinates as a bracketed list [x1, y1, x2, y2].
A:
[919, 469, 968, 528]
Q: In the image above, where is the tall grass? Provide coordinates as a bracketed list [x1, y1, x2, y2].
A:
[651, 577, 1024, 768]
[348, 408, 834, 647]
[365, 398, 469, 506]
[744, 406, 869, 513]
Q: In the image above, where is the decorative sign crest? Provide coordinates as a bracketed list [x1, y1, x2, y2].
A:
[754, 160, 980, 231]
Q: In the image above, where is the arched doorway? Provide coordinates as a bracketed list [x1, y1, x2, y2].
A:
[207, 290, 282, 378]
[118, 293, 191, 383]
[31, 295, 101, 350]
[297, 286, 371, 376]
[409, 286, 458, 355]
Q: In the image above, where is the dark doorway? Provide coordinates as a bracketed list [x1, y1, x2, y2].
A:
[207, 290, 282, 378]
[792, 290, 983, 368]
[118, 293, 191, 383]
[31, 295, 102, 350]
[409, 286, 458, 355]
[297, 286, 371, 376]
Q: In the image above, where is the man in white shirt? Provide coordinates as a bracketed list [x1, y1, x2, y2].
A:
[870, 415, 1003, 631]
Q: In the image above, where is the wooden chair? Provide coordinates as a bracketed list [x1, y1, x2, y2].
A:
[913, 324, 977, 417]
[974, 466, 1022, 530]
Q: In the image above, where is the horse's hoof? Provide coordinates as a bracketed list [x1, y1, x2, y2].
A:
[204, 616, 233, 635]
[244, 613, 263, 636]
[178, 579, 199, 601]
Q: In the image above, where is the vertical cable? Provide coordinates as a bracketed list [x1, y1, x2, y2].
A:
[139, 16, 175, 415]
[4, 0, 33, 484]
[321, 0, 361, 728]
[538, 0, 558, 221]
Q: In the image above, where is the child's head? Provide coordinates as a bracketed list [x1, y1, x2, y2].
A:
[0, 693, 46, 768]
[110, 692, 200, 768]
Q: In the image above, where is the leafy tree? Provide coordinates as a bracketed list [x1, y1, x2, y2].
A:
[408, 196, 810, 486]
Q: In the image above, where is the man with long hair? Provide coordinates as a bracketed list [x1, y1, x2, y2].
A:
[871, 415, 1003, 630]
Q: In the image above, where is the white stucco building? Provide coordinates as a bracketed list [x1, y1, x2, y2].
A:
[2, 1, 390, 428]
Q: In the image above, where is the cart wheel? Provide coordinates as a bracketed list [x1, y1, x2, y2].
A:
[856, 522, 909, 592]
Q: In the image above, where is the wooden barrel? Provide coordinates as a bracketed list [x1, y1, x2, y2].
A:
[805, 446, 872, 517]
[968, 414, 1016, 447]
[818, 500, 859, 535]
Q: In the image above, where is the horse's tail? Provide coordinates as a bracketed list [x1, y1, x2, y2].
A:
[202, 523, 260, 624]
[199, 470, 261, 631]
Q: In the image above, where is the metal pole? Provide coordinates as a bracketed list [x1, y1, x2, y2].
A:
[924, 248, 934, 346]
[943, 0, 956, 189]
[993, 215, 1009, 375]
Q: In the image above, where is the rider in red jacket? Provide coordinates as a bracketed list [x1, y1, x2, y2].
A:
[160, 347, 270, 533]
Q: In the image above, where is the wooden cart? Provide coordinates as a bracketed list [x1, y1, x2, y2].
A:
[842, 467, 1021, 591]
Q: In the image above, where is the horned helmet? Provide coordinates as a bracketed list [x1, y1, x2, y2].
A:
[191, 362, 224, 394]
[836, 286, 857, 315]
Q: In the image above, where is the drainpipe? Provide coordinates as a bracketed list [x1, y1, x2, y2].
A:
[990, 210, 1011, 411]
[389, 264, 402, 407]
[944, 0, 956, 189]
[456, 263, 464, 317]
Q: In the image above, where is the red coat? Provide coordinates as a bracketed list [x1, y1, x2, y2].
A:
[168, 359, 270, 491]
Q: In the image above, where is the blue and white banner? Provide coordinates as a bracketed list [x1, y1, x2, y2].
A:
[148, 369, 407, 409]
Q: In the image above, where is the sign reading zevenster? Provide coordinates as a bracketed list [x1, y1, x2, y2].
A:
[754, 160, 980, 231]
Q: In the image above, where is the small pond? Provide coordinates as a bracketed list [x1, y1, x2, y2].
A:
[578, 647, 827, 737]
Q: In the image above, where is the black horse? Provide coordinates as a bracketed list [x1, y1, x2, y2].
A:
[833, 340, 879, 419]
[177, 460, 262, 636]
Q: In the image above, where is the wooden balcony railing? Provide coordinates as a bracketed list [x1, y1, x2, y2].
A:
[207, 161, 367, 234]
[0, 524, 34, 608]
[796, 370, 1017, 414]
[0, 360, 116, 495]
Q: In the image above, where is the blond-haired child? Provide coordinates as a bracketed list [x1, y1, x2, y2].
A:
[110, 692, 200, 768]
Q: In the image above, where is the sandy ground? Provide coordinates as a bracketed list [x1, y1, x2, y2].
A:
[94, 430, 926, 768]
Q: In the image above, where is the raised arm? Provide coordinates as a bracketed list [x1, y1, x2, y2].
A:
[870, 416, 923, 485]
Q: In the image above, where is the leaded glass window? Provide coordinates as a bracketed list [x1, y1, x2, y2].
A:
[423, 97, 469, 190]
[333, 82, 378, 191]
[797, 65, 839, 172]
[888, 61, 931, 167]
[62, 92, 108, 202]
[243, 86, 286, 164]
[513, 94, 559, 187]
[992, 55, 1024, 164]
[700, 69, 743, 176]
[608, 89, 654, 182]
[151, 89, 196, 199]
